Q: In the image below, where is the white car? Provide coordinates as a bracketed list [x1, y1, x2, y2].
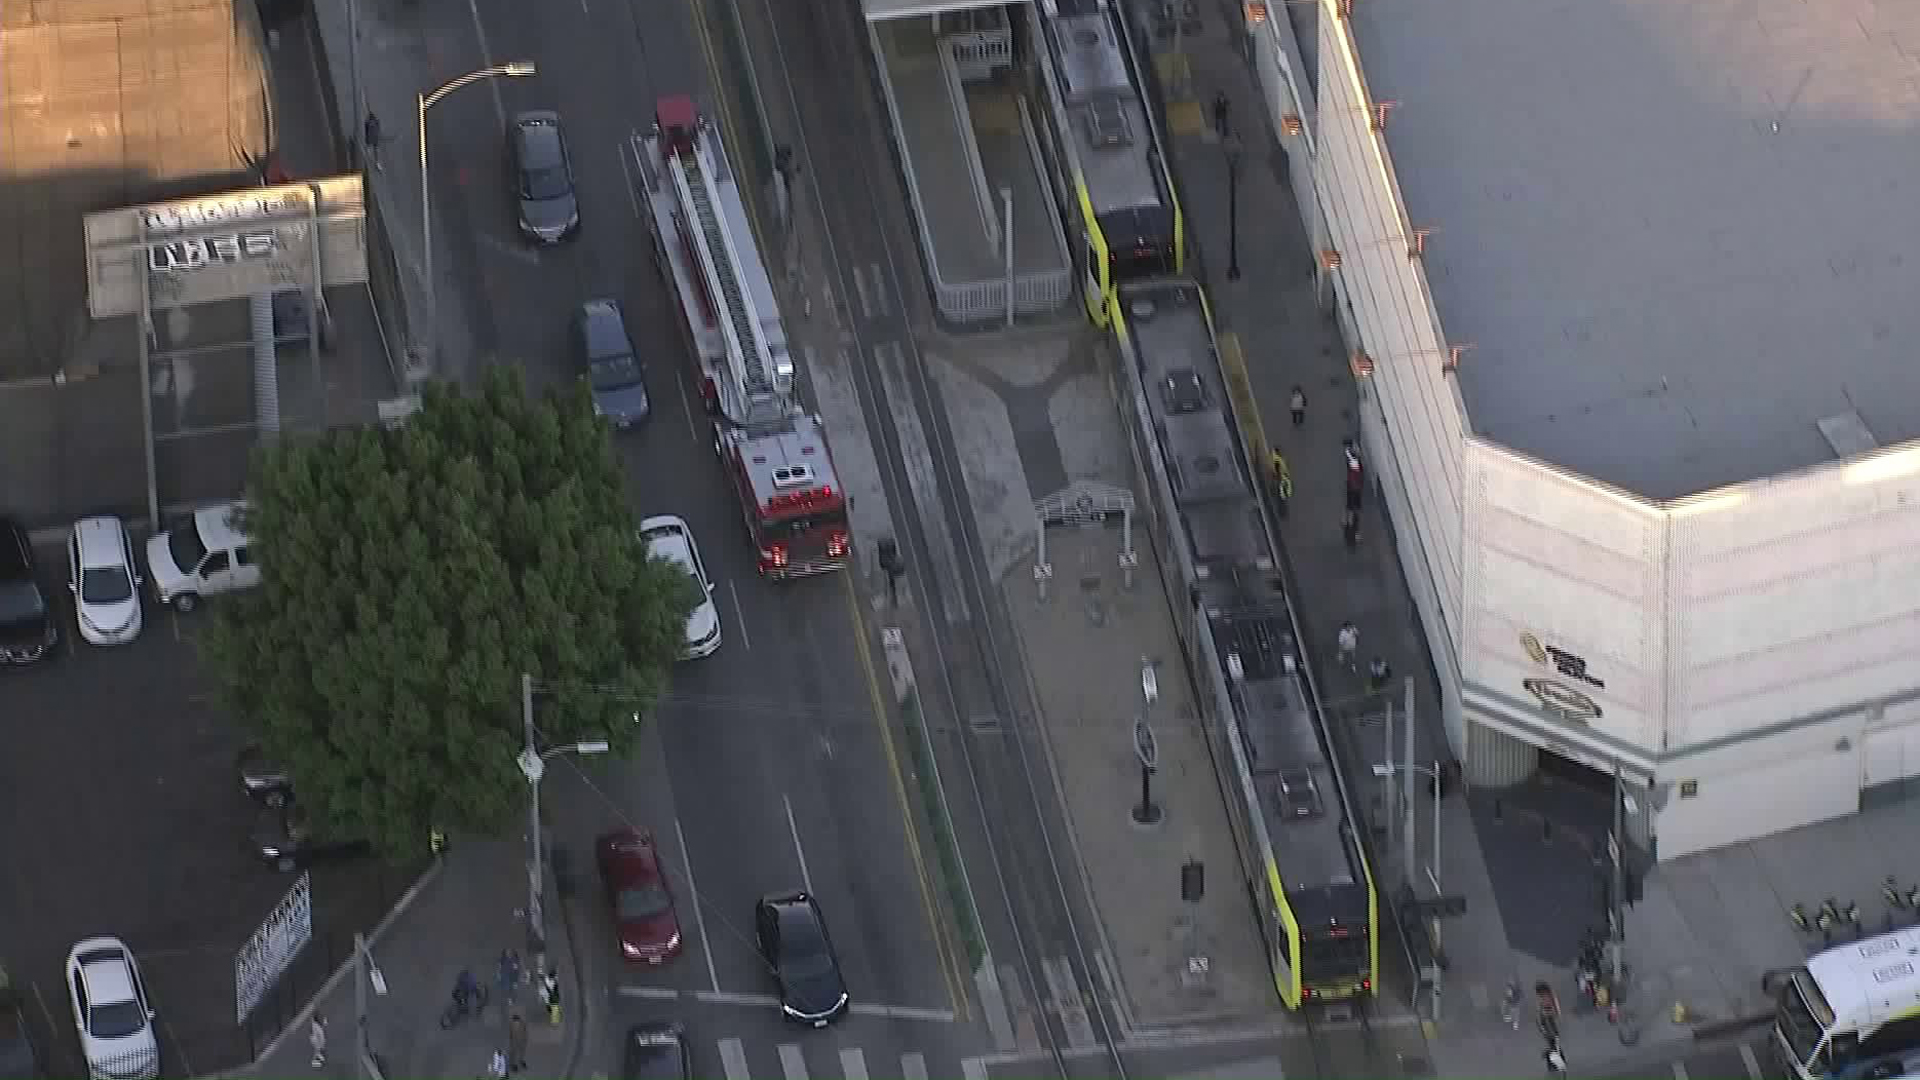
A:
[146, 500, 260, 612]
[68, 517, 143, 645]
[66, 937, 159, 1080]
[639, 515, 720, 658]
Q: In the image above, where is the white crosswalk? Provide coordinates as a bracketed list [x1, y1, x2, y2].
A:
[710, 1037, 947, 1080]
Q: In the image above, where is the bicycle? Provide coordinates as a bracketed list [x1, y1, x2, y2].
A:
[439, 972, 489, 1030]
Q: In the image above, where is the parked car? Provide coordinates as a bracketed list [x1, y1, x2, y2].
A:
[251, 807, 371, 872]
[0, 518, 57, 665]
[145, 501, 259, 613]
[67, 518, 141, 646]
[638, 516, 719, 658]
[621, 1022, 690, 1080]
[64, 938, 158, 1080]
[577, 300, 649, 428]
[0, 961, 42, 1080]
[236, 745, 293, 808]
[755, 891, 848, 1027]
[510, 111, 579, 243]
[597, 829, 683, 964]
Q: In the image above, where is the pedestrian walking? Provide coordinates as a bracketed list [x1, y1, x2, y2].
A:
[362, 110, 383, 171]
[507, 1012, 529, 1073]
[1211, 90, 1230, 139]
[1336, 621, 1359, 672]
[1342, 508, 1362, 551]
[1368, 656, 1392, 693]
[1289, 385, 1308, 427]
[308, 1016, 328, 1069]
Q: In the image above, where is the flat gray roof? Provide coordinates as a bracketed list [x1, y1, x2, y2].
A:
[1351, 0, 1920, 499]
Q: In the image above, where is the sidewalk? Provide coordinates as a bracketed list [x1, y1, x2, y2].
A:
[243, 841, 589, 1080]
[1150, 3, 1571, 1075]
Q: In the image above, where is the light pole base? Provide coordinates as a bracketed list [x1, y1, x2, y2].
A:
[1131, 803, 1165, 827]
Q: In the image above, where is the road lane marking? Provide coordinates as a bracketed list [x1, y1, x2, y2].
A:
[673, 817, 722, 993]
[841, 572, 970, 1021]
[616, 985, 681, 1000]
[697, 989, 781, 1007]
[868, 263, 889, 314]
[962, 1058, 989, 1080]
[719, 1037, 751, 1080]
[617, 137, 642, 219]
[851, 1003, 955, 1022]
[728, 580, 751, 651]
[851, 264, 874, 318]
[461, 0, 509, 128]
[901, 1052, 929, 1080]
[839, 1048, 869, 1080]
[783, 792, 815, 892]
[1740, 1044, 1763, 1079]
[1672, 1063, 1689, 1080]
[778, 1043, 809, 1080]
[673, 368, 699, 441]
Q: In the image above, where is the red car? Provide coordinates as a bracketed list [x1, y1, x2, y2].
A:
[596, 829, 683, 963]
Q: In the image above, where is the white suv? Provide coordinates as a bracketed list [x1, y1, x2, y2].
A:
[640, 516, 720, 658]
[146, 501, 259, 613]
[66, 937, 159, 1080]
[68, 517, 143, 646]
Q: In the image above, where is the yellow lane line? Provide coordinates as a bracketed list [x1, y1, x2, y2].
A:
[1219, 331, 1273, 463]
[841, 572, 971, 1021]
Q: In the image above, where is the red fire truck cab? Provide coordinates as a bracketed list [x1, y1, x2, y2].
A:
[718, 414, 850, 579]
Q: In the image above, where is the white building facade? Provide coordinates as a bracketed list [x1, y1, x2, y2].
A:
[1243, 0, 1920, 858]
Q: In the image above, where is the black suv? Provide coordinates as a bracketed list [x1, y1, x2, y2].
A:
[0, 518, 56, 665]
[755, 892, 848, 1027]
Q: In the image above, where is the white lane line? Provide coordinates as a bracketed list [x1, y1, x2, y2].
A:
[851, 265, 874, 319]
[728, 581, 752, 651]
[962, 1058, 989, 1080]
[848, 1003, 956, 1022]
[839, 1048, 869, 1080]
[778, 1043, 809, 1080]
[1740, 1045, 1763, 1080]
[615, 985, 682, 1000]
[461, 0, 509, 129]
[673, 368, 699, 440]
[578, 0, 589, 12]
[901, 1052, 929, 1080]
[695, 989, 782, 1007]
[719, 1037, 751, 1080]
[673, 817, 722, 993]
[868, 263, 889, 314]
[1671, 1062, 1689, 1080]
[617, 137, 642, 219]
[783, 793, 815, 892]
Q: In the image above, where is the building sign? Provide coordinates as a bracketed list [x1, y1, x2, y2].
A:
[1520, 631, 1605, 724]
[233, 871, 313, 1023]
[148, 232, 281, 274]
[83, 177, 368, 318]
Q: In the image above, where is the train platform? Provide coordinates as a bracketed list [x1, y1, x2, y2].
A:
[1164, 0, 1920, 1074]
[863, 12, 1072, 324]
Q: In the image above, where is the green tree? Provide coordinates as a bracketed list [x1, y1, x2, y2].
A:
[202, 367, 694, 858]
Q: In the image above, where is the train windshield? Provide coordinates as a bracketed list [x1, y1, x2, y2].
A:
[1301, 928, 1369, 981]
[1098, 207, 1177, 281]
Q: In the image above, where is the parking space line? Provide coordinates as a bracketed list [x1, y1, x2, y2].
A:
[901, 1051, 928, 1080]
[728, 581, 751, 651]
[783, 793, 814, 892]
[673, 817, 722, 993]
[1740, 1044, 1763, 1079]
[617, 985, 682, 1000]
[778, 1043, 809, 1080]
[1671, 1063, 1688, 1080]
[719, 1037, 751, 1080]
[850, 1003, 955, 1022]
[840, 1047, 869, 1080]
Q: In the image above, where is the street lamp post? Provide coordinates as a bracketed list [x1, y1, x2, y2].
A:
[1225, 136, 1242, 281]
[517, 672, 609, 993]
[418, 63, 536, 364]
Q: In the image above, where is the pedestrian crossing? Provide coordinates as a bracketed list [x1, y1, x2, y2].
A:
[711, 1037, 950, 1080]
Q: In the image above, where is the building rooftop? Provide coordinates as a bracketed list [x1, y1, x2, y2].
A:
[1352, 0, 1920, 499]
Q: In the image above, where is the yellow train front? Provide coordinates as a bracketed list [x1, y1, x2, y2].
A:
[1264, 861, 1379, 1006]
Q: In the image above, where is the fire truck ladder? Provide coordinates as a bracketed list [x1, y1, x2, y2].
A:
[673, 142, 770, 397]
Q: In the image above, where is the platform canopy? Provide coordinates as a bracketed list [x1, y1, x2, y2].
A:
[863, 0, 1030, 21]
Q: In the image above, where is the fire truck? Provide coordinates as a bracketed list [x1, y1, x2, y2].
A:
[634, 96, 850, 579]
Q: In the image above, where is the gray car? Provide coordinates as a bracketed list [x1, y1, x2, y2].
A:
[576, 300, 649, 427]
[510, 111, 579, 243]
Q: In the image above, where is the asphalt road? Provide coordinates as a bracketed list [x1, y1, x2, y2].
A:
[397, 0, 971, 1064]
[0, 554, 403, 1077]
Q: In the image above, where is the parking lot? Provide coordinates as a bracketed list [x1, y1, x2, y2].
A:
[1, 539, 410, 1076]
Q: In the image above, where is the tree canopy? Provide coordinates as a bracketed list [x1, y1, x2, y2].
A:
[202, 367, 694, 858]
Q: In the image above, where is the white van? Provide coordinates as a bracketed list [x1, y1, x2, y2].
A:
[146, 501, 260, 612]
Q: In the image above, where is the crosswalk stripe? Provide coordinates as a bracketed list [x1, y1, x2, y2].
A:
[719, 1038, 751, 1080]
[1740, 1044, 1763, 1080]
[1672, 1063, 1689, 1080]
[840, 1048, 869, 1080]
[779, 1043, 809, 1080]
[901, 1051, 929, 1080]
[963, 1058, 989, 1080]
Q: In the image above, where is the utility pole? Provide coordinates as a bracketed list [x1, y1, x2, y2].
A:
[522, 673, 545, 980]
[1609, 763, 1627, 982]
[1402, 677, 1416, 888]
[347, 0, 362, 155]
[1381, 699, 1397, 857]
[1001, 187, 1015, 328]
